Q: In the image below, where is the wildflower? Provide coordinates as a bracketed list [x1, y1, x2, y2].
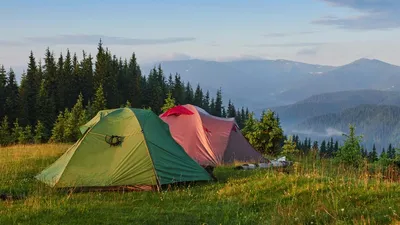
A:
[341, 208, 344, 212]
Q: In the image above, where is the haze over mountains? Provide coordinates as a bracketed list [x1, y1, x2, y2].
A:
[144, 58, 400, 150]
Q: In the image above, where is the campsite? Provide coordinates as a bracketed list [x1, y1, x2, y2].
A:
[1, 103, 400, 224]
[3, 1, 400, 223]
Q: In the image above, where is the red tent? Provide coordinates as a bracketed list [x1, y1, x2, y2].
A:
[160, 104, 264, 166]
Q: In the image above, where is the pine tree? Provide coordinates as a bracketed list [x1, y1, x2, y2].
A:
[19, 51, 39, 126]
[214, 88, 223, 117]
[202, 91, 210, 112]
[50, 111, 66, 143]
[0, 116, 10, 146]
[222, 107, 227, 118]
[34, 120, 46, 144]
[35, 79, 55, 140]
[80, 51, 94, 105]
[92, 85, 107, 117]
[4, 69, 20, 125]
[19, 125, 33, 144]
[368, 144, 378, 163]
[172, 74, 185, 105]
[0, 65, 6, 119]
[161, 92, 176, 113]
[320, 140, 327, 158]
[281, 135, 299, 160]
[334, 140, 339, 154]
[335, 124, 363, 167]
[184, 82, 194, 104]
[11, 119, 23, 144]
[42, 48, 58, 123]
[210, 98, 216, 115]
[227, 100, 236, 118]
[388, 143, 395, 159]
[193, 84, 203, 107]
[64, 93, 86, 142]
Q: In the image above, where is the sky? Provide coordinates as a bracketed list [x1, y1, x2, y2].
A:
[1, 0, 400, 72]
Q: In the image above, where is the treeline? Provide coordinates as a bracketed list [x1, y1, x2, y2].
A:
[0, 41, 249, 146]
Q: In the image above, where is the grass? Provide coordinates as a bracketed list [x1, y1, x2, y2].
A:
[1, 144, 400, 224]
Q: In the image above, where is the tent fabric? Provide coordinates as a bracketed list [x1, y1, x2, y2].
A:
[36, 108, 211, 189]
[160, 105, 194, 117]
[160, 104, 264, 166]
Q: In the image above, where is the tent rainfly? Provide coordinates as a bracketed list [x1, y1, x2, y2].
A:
[36, 108, 212, 191]
[160, 104, 265, 167]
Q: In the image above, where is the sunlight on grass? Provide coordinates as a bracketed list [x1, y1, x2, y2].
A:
[1, 144, 400, 224]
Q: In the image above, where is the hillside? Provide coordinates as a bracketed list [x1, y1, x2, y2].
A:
[1, 144, 400, 224]
[292, 104, 400, 150]
[272, 90, 400, 127]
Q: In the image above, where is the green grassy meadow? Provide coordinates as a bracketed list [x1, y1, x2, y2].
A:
[1, 144, 400, 225]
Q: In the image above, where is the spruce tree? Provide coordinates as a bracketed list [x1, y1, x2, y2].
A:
[184, 82, 194, 104]
[64, 93, 86, 142]
[193, 84, 203, 107]
[214, 88, 223, 117]
[281, 135, 299, 160]
[34, 120, 46, 144]
[320, 140, 327, 158]
[0, 116, 10, 146]
[388, 143, 395, 159]
[5, 69, 20, 126]
[227, 100, 236, 118]
[172, 74, 185, 105]
[50, 111, 66, 143]
[92, 85, 107, 117]
[202, 91, 210, 112]
[210, 98, 216, 115]
[11, 119, 23, 144]
[335, 124, 363, 167]
[161, 92, 176, 113]
[368, 144, 378, 163]
[0, 65, 6, 119]
[19, 51, 39, 126]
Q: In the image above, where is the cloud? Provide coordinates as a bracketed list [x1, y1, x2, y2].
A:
[264, 31, 317, 37]
[0, 40, 26, 46]
[26, 35, 196, 45]
[315, 0, 400, 30]
[291, 127, 344, 137]
[246, 42, 327, 47]
[297, 48, 318, 56]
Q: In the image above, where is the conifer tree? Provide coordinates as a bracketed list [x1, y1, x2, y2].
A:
[92, 85, 107, 117]
[64, 93, 86, 142]
[161, 92, 176, 113]
[19, 51, 39, 126]
[172, 74, 185, 105]
[227, 100, 236, 118]
[320, 140, 327, 158]
[368, 144, 378, 162]
[0, 116, 10, 146]
[50, 111, 66, 143]
[388, 143, 395, 159]
[11, 119, 23, 144]
[4, 69, 20, 124]
[335, 124, 363, 167]
[202, 91, 210, 112]
[184, 82, 194, 104]
[34, 120, 46, 144]
[193, 84, 203, 107]
[210, 98, 216, 115]
[222, 107, 227, 118]
[214, 88, 223, 117]
[0, 65, 6, 119]
[281, 135, 299, 160]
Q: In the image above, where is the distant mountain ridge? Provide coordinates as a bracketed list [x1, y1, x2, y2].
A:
[272, 89, 400, 127]
[143, 58, 400, 112]
[292, 104, 400, 151]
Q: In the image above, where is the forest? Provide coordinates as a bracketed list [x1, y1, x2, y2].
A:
[0, 41, 250, 145]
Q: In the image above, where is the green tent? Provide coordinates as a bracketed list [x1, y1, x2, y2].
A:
[36, 108, 212, 190]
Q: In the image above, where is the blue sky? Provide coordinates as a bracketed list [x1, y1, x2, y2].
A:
[1, 0, 400, 69]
